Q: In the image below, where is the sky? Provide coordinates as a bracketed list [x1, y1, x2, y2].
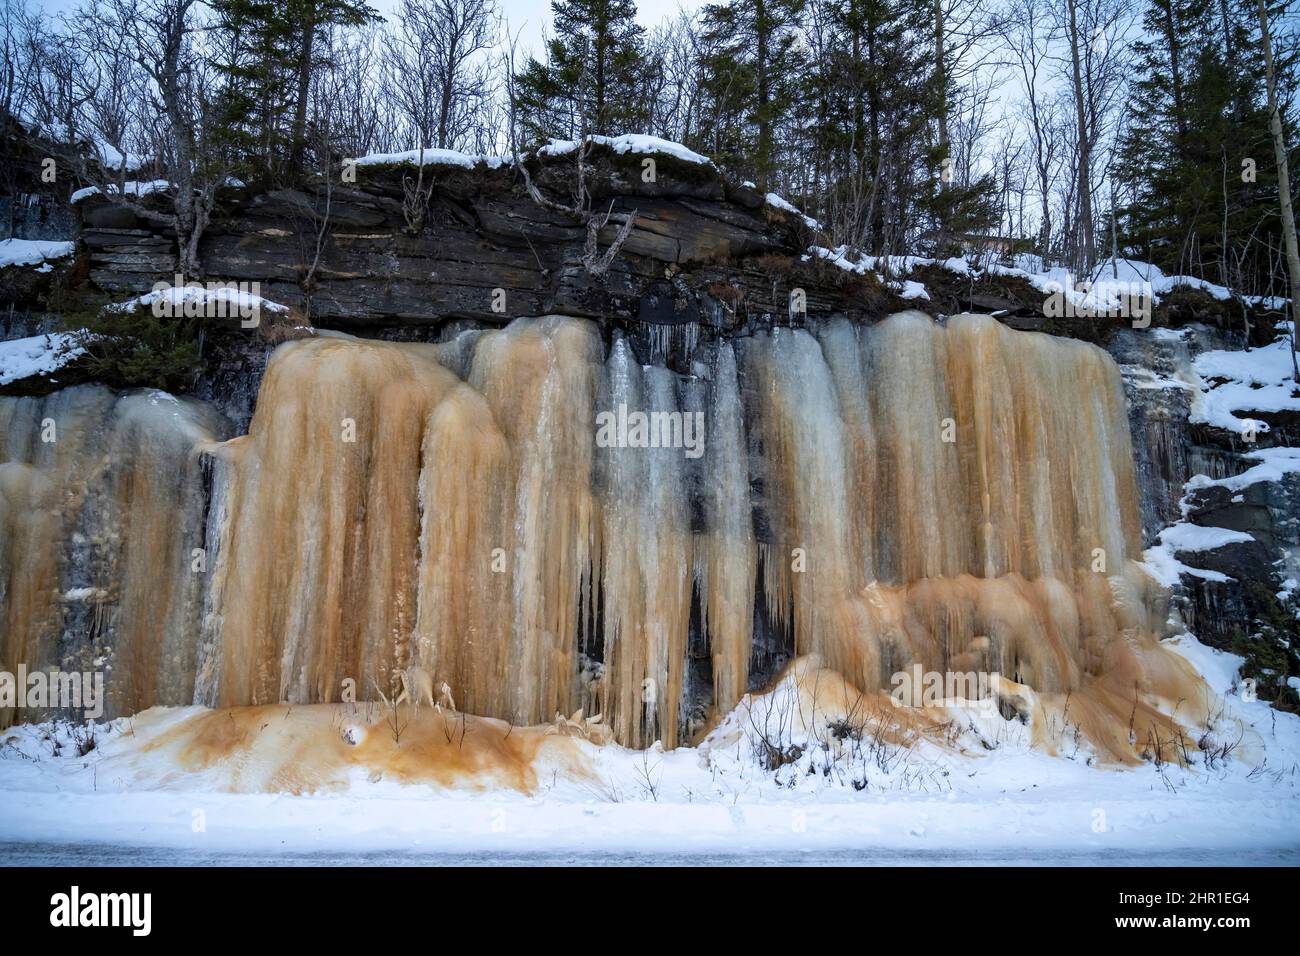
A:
[34, 0, 706, 62]
[421, 0, 703, 57]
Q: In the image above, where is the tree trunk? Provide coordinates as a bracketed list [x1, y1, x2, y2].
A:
[154, 0, 204, 276]
[934, 0, 948, 168]
[1066, 0, 1095, 272]
[290, 18, 316, 173]
[755, 0, 771, 187]
[932, 0, 953, 254]
[1257, 0, 1300, 378]
[438, 47, 456, 150]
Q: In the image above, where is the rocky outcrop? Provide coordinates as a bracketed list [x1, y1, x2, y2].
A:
[1110, 325, 1300, 710]
[74, 146, 907, 336]
[51, 140, 1275, 357]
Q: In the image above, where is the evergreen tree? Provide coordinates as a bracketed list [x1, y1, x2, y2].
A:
[514, 0, 648, 142]
[1115, 0, 1290, 290]
[814, 0, 935, 248]
[696, 0, 807, 186]
[210, 0, 379, 180]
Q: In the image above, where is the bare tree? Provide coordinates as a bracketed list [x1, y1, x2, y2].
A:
[1063, 0, 1095, 269]
[1054, 0, 1132, 274]
[1002, 0, 1064, 258]
[518, 137, 639, 278]
[931, 0, 1007, 248]
[382, 0, 498, 152]
[38, 0, 234, 278]
[313, 23, 397, 160]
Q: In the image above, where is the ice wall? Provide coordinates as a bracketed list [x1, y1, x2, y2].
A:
[0, 386, 225, 719]
[1, 312, 1199, 752]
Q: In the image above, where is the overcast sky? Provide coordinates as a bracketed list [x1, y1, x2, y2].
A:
[426, 0, 703, 57]
[35, 0, 705, 62]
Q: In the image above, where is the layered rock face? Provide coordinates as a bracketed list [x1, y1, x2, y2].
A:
[76, 149, 861, 333]
[1110, 326, 1300, 709]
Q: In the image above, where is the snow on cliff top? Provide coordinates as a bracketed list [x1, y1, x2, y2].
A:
[537, 134, 713, 166]
[808, 249, 1289, 319]
[349, 135, 715, 170]
[70, 179, 171, 204]
[348, 147, 508, 169]
[0, 238, 74, 271]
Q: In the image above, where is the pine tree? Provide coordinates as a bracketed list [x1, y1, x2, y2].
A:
[1115, 0, 1288, 291]
[696, 0, 807, 187]
[210, 0, 379, 180]
[813, 0, 934, 249]
[513, 0, 648, 142]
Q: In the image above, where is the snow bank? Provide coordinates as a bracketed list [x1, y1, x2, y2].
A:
[1190, 333, 1300, 434]
[1097, 258, 1233, 301]
[347, 147, 507, 169]
[1186, 447, 1300, 494]
[2, 637, 1296, 859]
[0, 332, 84, 385]
[0, 238, 74, 271]
[114, 285, 289, 316]
[1142, 521, 1254, 587]
[538, 133, 713, 166]
[348, 135, 715, 173]
[1142, 542, 1233, 587]
[764, 192, 821, 230]
[70, 179, 171, 204]
[806, 246, 931, 299]
[979, 257, 1230, 314]
[807, 250, 1278, 321]
[1156, 522, 1255, 553]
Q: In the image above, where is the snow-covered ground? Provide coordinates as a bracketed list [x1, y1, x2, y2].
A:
[806, 248, 1280, 321]
[347, 134, 713, 171]
[348, 147, 509, 169]
[538, 133, 714, 166]
[0, 332, 84, 385]
[1, 635, 1296, 865]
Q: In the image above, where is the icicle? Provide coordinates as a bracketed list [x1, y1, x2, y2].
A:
[696, 341, 755, 718]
